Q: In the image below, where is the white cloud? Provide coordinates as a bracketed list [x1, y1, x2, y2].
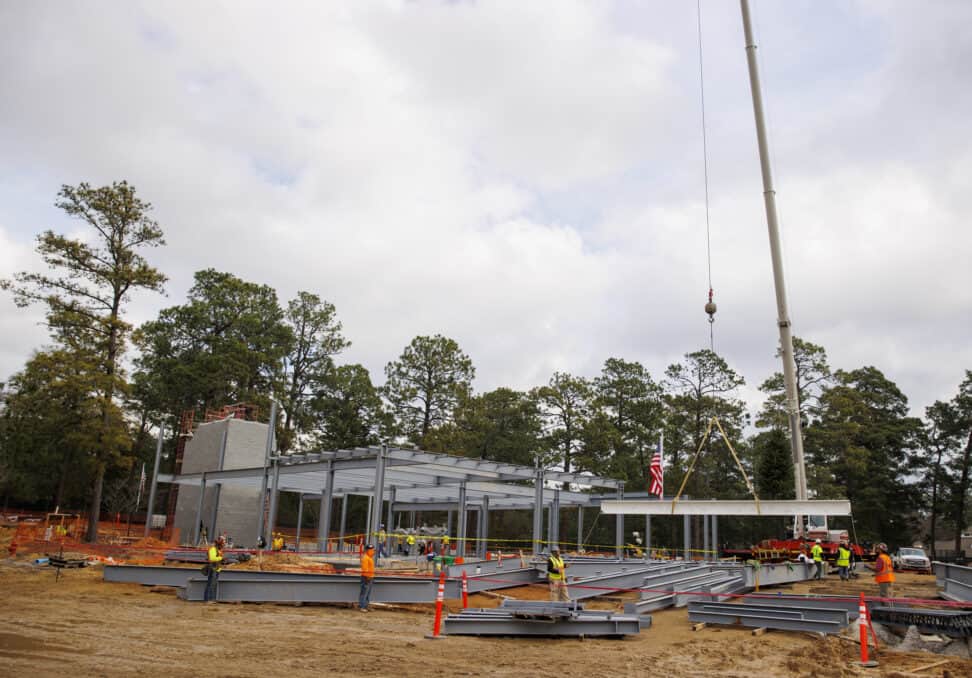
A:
[0, 0, 969, 423]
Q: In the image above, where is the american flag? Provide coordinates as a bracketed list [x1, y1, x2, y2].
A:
[648, 438, 664, 498]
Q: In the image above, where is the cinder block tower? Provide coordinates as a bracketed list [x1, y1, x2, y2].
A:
[174, 417, 269, 547]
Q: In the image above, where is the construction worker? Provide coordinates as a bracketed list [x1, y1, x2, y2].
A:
[205, 536, 225, 603]
[811, 539, 825, 580]
[836, 541, 852, 581]
[442, 535, 450, 555]
[547, 548, 570, 602]
[272, 532, 284, 551]
[359, 544, 376, 612]
[870, 543, 895, 602]
[405, 533, 416, 556]
[376, 525, 387, 561]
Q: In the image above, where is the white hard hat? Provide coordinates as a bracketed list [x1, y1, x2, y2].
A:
[815, 539, 821, 543]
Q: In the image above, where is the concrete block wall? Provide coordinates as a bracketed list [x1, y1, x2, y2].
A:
[174, 418, 269, 547]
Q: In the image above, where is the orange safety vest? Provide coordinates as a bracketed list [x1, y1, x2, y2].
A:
[874, 553, 895, 584]
[361, 551, 375, 579]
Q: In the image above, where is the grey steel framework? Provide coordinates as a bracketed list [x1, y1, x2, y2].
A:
[156, 444, 625, 555]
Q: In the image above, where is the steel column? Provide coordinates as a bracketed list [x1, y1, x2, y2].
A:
[577, 506, 584, 552]
[615, 482, 624, 559]
[144, 423, 165, 538]
[646, 515, 651, 555]
[703, 515, 710, 561]
[338, 494, 348, 551]
[193, 473, 207, 545]
[267, 460, 281, 539]
[318, 459, 334, 551]
[257, 401, 277, 544]
[475, 507, 483, 558]
[368, 444, 387, 546]
[457, 482, 467, 557]
[295, 495, 304, 549]
[481, 494, 490, 558]
[532, 468, 543, 555]
[712, 515, 719, 559]
[683, 515, 691, 560]
[385, 489, 394, 554]
[365, 495, 373, 544]
[551, 489, 560, 552]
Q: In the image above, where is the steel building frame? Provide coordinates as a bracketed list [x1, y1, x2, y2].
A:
[157, 444, 627, 555]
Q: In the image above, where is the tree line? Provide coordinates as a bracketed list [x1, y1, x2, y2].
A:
[1, 182, 970, 552]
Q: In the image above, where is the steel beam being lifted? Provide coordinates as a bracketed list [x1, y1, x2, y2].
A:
[599, 499, 851, 516]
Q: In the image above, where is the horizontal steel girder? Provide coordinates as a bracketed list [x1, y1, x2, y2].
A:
[549, 558, 689, 580]
[442, 610, 641, 637]
[686, 608, 845, 634]
[447, 558, 532, 578]
[104, 565, 201, 587]
[741, 562, 814, 588]
[935, 561, 972, 588]
[102, 565, 454, 594]
[462, 568, 543, 593]
[566, 566, 669, 601]
[737, 593, 864, 619]
[691, 602, 850, 625]
[639, 569, 735, 599]
[179, 574, 456, 603]
[942, 578, 972, 603]
[599, 499, 852, 516]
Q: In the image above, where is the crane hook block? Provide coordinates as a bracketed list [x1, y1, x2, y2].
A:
[705, 300, 717, 317]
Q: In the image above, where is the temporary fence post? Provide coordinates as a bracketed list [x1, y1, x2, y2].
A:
[461, 570, 469, 609]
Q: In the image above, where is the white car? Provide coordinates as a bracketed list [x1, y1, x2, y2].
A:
[892, 547, 931, 573]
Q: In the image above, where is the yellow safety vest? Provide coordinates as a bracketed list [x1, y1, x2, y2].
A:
[406, 535, 415, 545]
[836, 547, 851, 567]
[208, 545, 223, 572]
[811, 545, 823, 562]
[548, 555, 566, 581]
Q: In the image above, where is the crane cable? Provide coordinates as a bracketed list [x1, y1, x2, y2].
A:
[697, 0, 716, 351]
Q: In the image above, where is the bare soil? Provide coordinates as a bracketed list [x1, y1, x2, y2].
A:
[1, 550, 969, 678]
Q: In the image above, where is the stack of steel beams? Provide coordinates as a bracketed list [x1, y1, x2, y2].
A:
[442, 600, 643, 637]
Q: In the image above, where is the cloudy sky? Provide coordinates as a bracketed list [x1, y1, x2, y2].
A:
[1, 0, 970, 420]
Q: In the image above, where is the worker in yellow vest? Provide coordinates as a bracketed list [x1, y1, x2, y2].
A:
[871, 543, 895, 602]
[405, 533, 416, 556]
[547, 548, 570, 602]
[205, 536, 224, 603]
[836, 541, 852, 581]
[811, 539, 825, 580]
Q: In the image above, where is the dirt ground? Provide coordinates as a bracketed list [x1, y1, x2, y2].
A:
[1, 542, 970, 677]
